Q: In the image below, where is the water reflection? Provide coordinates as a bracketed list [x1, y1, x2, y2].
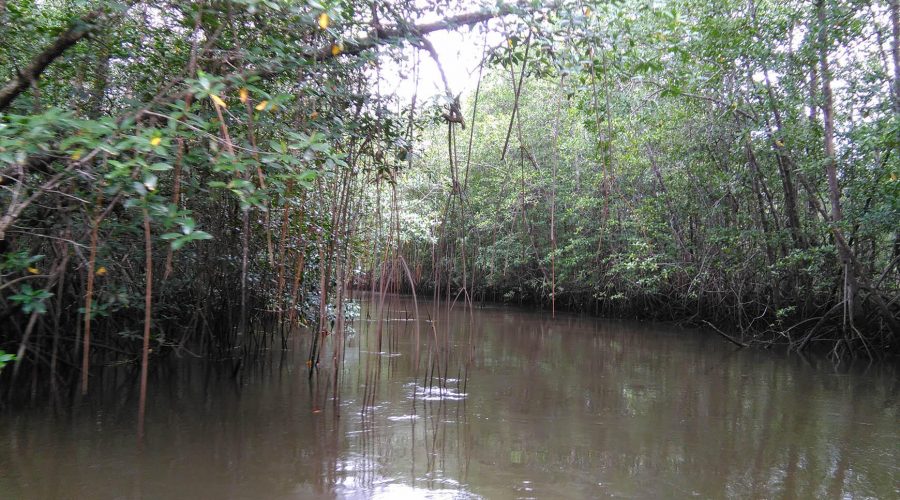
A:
[0, 294, 897, 498]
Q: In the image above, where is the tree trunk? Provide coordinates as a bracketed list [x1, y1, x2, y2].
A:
[138, 209, 153, 441]
[890, 0, 900, 113]
[817, 0, 858, 317]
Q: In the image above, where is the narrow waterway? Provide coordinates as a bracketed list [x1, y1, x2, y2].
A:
[1, 294, 897, 498]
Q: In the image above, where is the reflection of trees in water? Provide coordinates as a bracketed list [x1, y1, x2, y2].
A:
[0, 295, 896, 498]
[434, 303, 898, 498]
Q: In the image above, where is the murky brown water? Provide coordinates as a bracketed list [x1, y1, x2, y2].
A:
[1, 294, 897, 499]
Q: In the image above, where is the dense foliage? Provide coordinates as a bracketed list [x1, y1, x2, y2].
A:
[0, 0, 533, 401]
[379, 0, 900, 357]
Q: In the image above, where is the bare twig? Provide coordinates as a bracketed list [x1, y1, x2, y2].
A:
[701, 320, 749, 348]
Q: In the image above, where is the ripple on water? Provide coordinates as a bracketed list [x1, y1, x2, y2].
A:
[408, 383, 468, 401]
[360, 350, 403, 357]
[387, 414, 420, 421]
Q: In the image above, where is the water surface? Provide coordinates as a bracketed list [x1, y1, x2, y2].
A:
[1, 294, 897, 498]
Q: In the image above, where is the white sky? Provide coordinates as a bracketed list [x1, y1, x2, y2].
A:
[378, 19, 507, 105]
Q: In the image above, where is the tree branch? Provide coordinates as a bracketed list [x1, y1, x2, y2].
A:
[0, 10, 102, 112]
[316, 7, 519, 61]
[248, 3, 540, 82]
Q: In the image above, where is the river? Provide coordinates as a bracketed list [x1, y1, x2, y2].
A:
[1, 294, 897, 498]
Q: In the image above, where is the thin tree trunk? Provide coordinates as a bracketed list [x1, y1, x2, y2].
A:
[275, 180, 294, 326]
[138, 209, 153, 441]
[80, 217, 100, 395]
[500, 30, 532, 161]
[240, 208, 250, 336]
[818, 0, 843, 227]
[550, 77, 563, 318]
[890, 0, 900, 113]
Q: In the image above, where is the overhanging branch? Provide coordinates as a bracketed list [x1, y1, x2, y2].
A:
[252, 3, 542, 81]
[0, 10, 103, 112]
